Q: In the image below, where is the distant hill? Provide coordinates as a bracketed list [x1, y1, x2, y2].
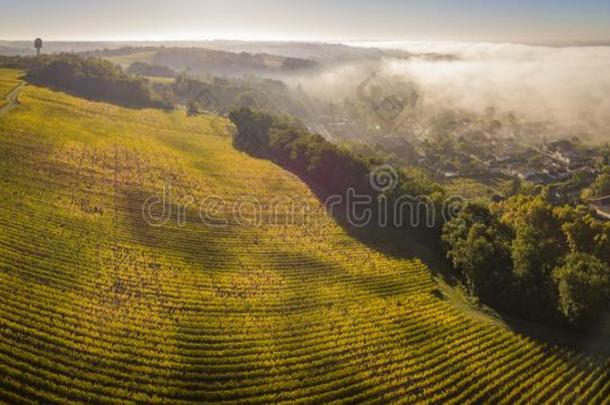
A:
[185, 40, 414, 62]
[0, 45, 32, 56]
[82, 46, 319, 77]
[0, 40, 124, 55]
[0, 40, 449, 64]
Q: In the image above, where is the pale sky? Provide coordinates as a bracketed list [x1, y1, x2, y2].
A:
[1, 0, 609, 43]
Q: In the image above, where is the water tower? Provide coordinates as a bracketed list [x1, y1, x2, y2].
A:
[34, 38, 43, 56]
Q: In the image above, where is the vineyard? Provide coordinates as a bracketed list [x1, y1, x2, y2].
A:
[0, 68, 609, 403]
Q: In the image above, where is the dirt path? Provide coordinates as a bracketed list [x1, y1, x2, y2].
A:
[0, 82, 26, 117]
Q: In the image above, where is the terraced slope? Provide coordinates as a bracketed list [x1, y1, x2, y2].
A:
[0, 69, 609, 404]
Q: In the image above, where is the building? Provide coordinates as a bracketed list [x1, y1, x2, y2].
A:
[546, 139, 588, 169]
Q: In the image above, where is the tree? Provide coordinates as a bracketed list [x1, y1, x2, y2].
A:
[229, 107, 274, 154]
[556, 205, 610, 264]
[187, 101, 200, 116]
[442, 203, 508, 295]
[505, 176, 521, 198]
[553, 253, 610, 327]
[589, 167, 610, 199]
[511, 225, 551, 285]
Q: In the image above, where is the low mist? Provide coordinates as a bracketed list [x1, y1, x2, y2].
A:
[293, 42, 610, 144]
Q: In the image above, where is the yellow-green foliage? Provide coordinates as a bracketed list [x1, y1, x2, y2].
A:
[0, 68, 608, 403]
[445, 175, 512, 201]
[144, 75, 176, 84]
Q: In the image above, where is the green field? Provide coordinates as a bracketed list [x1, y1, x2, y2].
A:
[104, 51, 157, 67]
[144, 75, 176, 84]
[444, 174, 513, 201]
[0, 68, 609, 403]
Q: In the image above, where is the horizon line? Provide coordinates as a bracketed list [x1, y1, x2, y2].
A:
[2, 37, 610, 48]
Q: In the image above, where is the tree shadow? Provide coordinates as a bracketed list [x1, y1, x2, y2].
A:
[118, 188, 238, 272]
[255, 153, 458, 285]
[246, 150, 610, 358]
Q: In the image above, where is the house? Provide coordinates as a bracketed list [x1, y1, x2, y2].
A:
[546, 139, 588, 169]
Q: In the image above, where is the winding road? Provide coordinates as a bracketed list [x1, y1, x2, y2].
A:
[0, 81, 25, 117]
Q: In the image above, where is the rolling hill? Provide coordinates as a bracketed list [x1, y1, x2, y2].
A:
[0, 68, 609, 403]
[82, 47, 318, 77]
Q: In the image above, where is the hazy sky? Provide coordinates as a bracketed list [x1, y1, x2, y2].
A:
[1, 0, 610, 43]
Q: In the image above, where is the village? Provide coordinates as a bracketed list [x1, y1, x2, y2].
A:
[308, 110, 609, 217]
[417, 133, 610, 218]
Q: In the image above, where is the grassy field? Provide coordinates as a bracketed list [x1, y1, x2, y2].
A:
[104, 51, 157, 67]
[444, 174, 513, 201]
[0, 68, 609, 403]
[144, 75, 176, 84]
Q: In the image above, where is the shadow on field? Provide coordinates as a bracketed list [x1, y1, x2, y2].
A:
[248, 153, 610, 359]
[118, 188, 238, 273]
[261, 162, 456, 282]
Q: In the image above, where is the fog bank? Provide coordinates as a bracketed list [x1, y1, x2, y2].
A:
[361, 41, 610, 142]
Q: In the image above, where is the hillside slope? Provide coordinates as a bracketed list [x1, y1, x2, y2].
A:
[83, 47, 317, 77]
[0, 69, 609, 403]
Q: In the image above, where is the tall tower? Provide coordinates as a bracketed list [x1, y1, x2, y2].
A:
[34, 38, 43, 56]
